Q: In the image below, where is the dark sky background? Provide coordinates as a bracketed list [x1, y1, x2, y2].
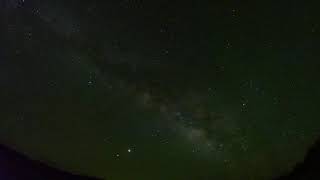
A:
[0, 0, 320, 179]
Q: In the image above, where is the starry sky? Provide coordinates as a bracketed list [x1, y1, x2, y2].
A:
[1, 0, 320, 179]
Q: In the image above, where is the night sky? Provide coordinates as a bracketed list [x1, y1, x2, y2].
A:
[1, 0, 320, 179]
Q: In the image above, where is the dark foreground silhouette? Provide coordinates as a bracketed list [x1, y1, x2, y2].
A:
[275, 138, 320, 180]
[0, 144, 102, 180]
[1, 140, 320, 180]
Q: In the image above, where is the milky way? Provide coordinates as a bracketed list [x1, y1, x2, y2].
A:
[1, 1, 320, 180]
